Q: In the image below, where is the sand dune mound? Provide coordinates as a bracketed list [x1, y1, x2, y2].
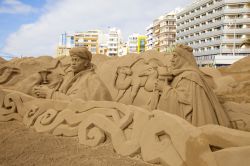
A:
[0, 57, 6, 64]
[219, 56, 250, 74]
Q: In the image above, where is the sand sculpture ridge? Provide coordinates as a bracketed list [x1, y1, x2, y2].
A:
[0, 45, 250, 166]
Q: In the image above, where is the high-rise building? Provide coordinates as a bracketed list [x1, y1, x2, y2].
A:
[56, 27, 128, 57]
[152, 18, 161, 51]
[138, 36, 147, 53]
[74, 30, 101, 54]
[56, 33, 74, 57]
[127, 33, 147, 53]
[127, 33, 138, 53]
[151, 12, 177, 52]
[176, 0, 250, 66]
[119, 43, 128, 56]
[159, 12, 177, 52]
[56, 30, 108, 57]
[146, 24, 153, 50]
[107, 28, 123, 56]
[99, 44, 108, 55]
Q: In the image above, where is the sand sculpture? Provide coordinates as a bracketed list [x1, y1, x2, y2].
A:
[215, 56, 250, 103]
[156, 44, 230, 127]
[32, 47, 112, 101]
[1, 45, 250, 166]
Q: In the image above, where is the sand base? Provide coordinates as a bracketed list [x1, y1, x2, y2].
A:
[0, 121, 154, 166]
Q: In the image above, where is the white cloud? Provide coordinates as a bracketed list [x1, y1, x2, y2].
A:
[2, 0, 191, 57]
[0, 0, 37, 14]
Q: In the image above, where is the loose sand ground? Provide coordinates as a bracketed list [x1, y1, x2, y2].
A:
[0, 121, 154, 166]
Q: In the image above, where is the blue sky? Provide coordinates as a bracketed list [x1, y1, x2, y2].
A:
[0, 0, 191, 57]
[0, 0, 47, 56]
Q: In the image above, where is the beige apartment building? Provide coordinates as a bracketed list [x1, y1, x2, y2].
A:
[151, 12, 177, 52]
[56, 30, 108, 57]
[74, 30, 100, 54]
[152, 18, 161, 51]
[176, 0, 250, 66]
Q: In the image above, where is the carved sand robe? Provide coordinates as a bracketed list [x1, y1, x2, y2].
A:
[157, 44, 231, 127]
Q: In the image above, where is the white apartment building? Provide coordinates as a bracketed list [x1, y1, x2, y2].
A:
[56, 33, 74, 57]
[58, 32, 75, 48]
[127, 33, 147, 53]
[127, 33, 139, 53]
[146, 24, 154, 50]
[107, 28, 123, 56]
[119, 43, 128, 56]
[176, 0, 250, 67]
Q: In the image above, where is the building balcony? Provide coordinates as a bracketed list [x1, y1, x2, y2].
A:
[177, 10, 224, 31]
[225, 0, 250, 3]
[223, 28, 250, 34]
[190, 38, 248, 49]
[146, 31, 153, 36]
[224, 8, 250, 14]
[224, 18, 250, 24]
[160, 24, 176, 29]
[194, 48, 250, 57]
[191, 40, 221, 48]
[177, 30, 223, 43]
[221, 38, 246, 44]
[178, 21, 250, 38]
[194, 49, 220, 56]
[177, 21, 222, 37]
[196, 55, 247, 66]
[177, 0, 224, 23]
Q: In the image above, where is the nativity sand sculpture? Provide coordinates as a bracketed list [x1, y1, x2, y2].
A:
[0, 45, 250, 166]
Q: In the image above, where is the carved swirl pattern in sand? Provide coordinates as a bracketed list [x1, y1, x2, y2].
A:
[1, 89, 250, 166]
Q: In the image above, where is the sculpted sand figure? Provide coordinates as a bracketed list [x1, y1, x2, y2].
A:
[114, 58, 162, 104]
[0, 66, 20, 84]
[155, 44, 231, 127]
[33, 47, 112, 101]
[114, 66, 133, 101]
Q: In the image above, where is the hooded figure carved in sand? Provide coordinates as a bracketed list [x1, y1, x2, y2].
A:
[155, 44, 231, 127]
[33, 47, 112, 101]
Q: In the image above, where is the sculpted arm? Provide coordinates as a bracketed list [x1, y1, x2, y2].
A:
[33, 85, 72, 101]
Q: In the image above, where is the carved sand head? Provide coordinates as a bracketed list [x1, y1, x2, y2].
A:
[138, 65, 155, 77]
[171, 51, 188, 70]
[172, 44, 198, 69]
[138, 58, 163, 77]
[117, 66, 132, 75]
[147, 58, 163, 69]
[69, 47, 92, 73]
